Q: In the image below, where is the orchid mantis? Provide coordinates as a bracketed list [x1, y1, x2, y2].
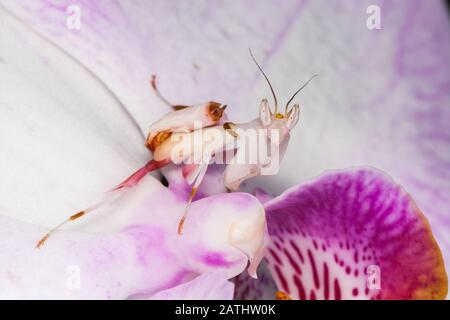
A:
[36, 51, 316, 248]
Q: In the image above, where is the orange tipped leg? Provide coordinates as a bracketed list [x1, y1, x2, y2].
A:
[36, 159, 169, 249]
[177, 187, 199, 235]
[177, 160, 210, 235]
[36, 203, 102, 249]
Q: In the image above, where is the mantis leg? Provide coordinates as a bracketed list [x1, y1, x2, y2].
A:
[177, 158, 211, 235]
[150, 75, 190, 111]
[36, 159, 169, 248]
[35, 196, 114, 249]
[111, 159, 169, 191]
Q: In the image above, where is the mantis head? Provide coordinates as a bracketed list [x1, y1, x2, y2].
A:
[259, 97, 300, 143]
[250, 49, 316, 143]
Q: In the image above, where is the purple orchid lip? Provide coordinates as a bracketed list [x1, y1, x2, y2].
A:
[262, 168, 447, 300]
[0, 1, 449, 300]
[233, 168, 448, 300]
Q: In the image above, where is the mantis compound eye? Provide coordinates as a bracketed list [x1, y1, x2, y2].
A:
[259, 98, 272, 127]
[286, 104, 300, 130]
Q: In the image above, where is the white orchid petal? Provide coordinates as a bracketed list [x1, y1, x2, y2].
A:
[0, 175, 267, 299]
[0, 7, 147, 227]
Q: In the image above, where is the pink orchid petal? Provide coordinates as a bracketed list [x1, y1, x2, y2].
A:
[264, 168, 447, 300]
[150, 271, 234, 300]
[0, 175, 266, 298]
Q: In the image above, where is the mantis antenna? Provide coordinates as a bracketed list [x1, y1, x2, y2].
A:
[285, 74, 318, 113]
[249, 49, 279, 114]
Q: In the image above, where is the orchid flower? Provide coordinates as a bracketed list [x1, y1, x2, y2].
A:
[0, 0, 448, 300]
